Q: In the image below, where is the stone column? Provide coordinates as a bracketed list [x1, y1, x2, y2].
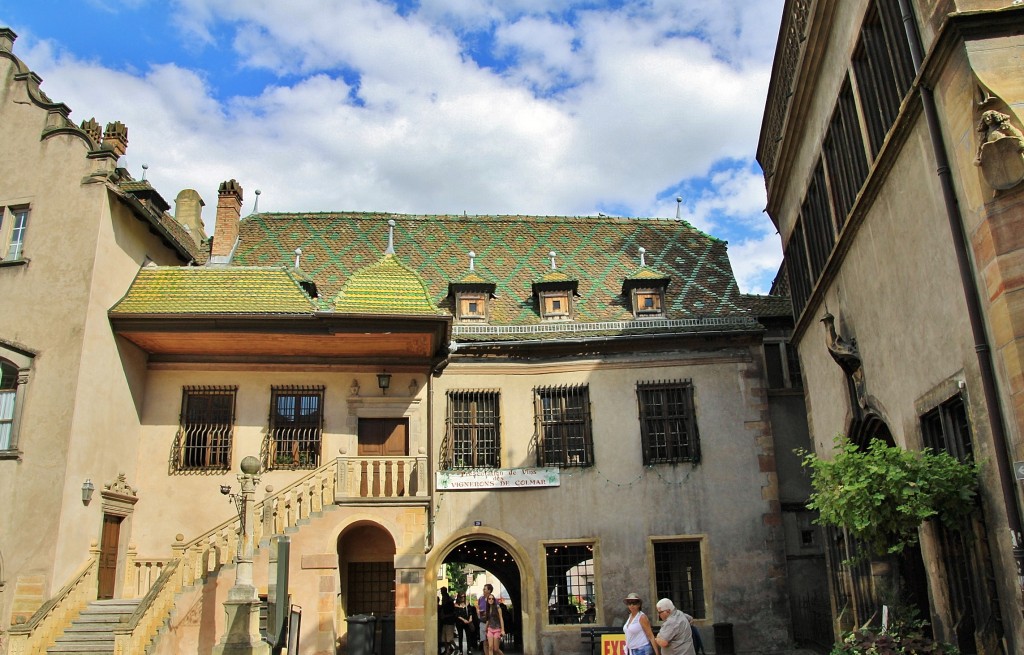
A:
[214, 456, 270, 655]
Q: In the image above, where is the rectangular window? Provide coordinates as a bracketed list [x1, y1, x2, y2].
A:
[0, 389, 13, 449]
[535, 385, 593, 467]
[177, 386, 236, 471]
[446, 390, 500, 468]
[632, 289, 665, 318]
[785, 222, 812, 318]
[269, 386, 324, 469]
[637, 380, 700, 464]
[921, 394, 1003, 652]
[540, 291, 572, 320]
[801, 160, 835, 280]
[1, 207, 30, 262]
[544, 542, 596, 625]
[764, 341, 803, 390]
[852, 1, 916, 157]
[457, 292, 488, 321]
[653, 539, 706, 619]
[823, 79, 869, 228]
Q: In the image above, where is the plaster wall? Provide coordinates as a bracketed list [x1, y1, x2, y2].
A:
[0, 48, 196, 627]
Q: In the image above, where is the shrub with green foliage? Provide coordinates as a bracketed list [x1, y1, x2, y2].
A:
[798, 437, 978, 559]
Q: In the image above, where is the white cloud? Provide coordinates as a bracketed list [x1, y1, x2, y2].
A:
[6, 0, 785, 291]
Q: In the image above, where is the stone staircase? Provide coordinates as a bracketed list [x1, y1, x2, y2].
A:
[46, 599, 141, 655]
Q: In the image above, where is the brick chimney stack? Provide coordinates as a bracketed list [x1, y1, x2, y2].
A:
[102, 121, 128, 157]
[211, 179, 243, 260]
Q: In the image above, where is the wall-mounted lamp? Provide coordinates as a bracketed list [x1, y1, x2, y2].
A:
[377, 372, 392, 396]
[82, 479, 95, 505]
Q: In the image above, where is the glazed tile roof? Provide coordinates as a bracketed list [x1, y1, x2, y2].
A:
[739, 293, 794, 318]
[109, 267, 319, 315]
[232, 213, 750, 329]
[334, 254, 443, 315]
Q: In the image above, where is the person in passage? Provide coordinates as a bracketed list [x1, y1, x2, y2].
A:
[483, 594, 505, 655]
[439, 587, 458, 655]
[654, 598, 696, 655]
[456, 593, 477, 653]
[623, 593, 659, 655]
[477, 584, 493, 655]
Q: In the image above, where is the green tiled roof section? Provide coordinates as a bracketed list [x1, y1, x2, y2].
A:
[110, 267, 321, 315]
[626, 265, 670, 281]
[456, 271, 493, 284]
[537, 269, 575, 283]
[739, 294, 794, 318]
[232, 213, 747, 325]
[333, 254, 443, 315]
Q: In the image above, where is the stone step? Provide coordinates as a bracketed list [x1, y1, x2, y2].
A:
[46, 599, 141, 655]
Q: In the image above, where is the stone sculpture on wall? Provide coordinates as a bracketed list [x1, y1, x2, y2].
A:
[975, 109, 1024, 191]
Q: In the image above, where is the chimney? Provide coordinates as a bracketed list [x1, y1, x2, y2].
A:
[102, 121, 128, 157]
[80, 118, 101, 147]
[174, 189, 208, 243]
[211, 179, 243, 260]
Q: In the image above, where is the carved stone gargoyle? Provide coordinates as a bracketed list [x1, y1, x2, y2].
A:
[975, 109, 1024, 191]
[821, 311, 868, 412]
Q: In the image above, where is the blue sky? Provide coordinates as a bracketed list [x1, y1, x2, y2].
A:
[0, 0, 785, 293]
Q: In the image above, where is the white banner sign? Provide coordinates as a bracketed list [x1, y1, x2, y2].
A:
[436, 467, 560, 490]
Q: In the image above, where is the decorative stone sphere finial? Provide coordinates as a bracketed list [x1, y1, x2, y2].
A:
[240, 456, 261, 475]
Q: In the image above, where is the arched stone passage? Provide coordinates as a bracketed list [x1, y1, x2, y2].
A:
[438, 535, 528, 653]
[337, 522, 398, 653]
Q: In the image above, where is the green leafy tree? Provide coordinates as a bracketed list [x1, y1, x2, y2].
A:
[799, 436, 978, 560]
[445, 562, 470, 597]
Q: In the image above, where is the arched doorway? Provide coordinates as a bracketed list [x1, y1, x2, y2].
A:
[338, 523, 397, 654]
[444, 539, 523, 653]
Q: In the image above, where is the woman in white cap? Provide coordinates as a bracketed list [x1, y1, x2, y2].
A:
[654, 598, 695, 655]
[623, 593, 659, 655]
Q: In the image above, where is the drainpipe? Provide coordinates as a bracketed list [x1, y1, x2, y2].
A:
[898, 0, 1024, 611]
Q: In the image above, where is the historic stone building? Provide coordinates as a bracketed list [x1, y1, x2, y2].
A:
[758, 1, 1024, 652]
[0, 25, 806, 655]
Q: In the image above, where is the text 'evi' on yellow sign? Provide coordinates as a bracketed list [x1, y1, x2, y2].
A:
[600, 634, 626, 655]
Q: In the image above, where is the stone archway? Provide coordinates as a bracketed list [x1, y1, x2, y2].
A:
[337, 522, 397, 654]
[432, 533, 532, 655]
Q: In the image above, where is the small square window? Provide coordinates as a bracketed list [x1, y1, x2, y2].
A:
[631, 288, 665, 318]
[540, 291, 572, 320]
[457, 293, 488, 321]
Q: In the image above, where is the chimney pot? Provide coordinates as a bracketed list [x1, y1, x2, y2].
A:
[102, 121, 129, 157]
[211, 179, 244, 260]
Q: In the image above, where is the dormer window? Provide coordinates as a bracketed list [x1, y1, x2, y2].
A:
[540, 290, 572, 320]
[632, 288, 665, 317]
[623, 247, 670, 319]
[457, 291, 489, 321]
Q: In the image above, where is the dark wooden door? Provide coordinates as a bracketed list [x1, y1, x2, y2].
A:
[358, 418, 408, 457]
[97, 514, 123, 599]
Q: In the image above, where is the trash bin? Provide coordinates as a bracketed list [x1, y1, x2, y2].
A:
[346, 614, 377, 655]
[713, 622, 735, 655]
[378, 614, 395, 655]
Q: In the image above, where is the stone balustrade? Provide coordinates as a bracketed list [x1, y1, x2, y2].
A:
[335, 455, 428, 501]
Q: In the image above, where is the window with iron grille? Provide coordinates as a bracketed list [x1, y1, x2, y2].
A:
[637, 380, 700, 464]
[177, 386, 236, 471]
[269, 386, 324, 469]
[653, 540, 706, 619]
[446, 390, 500, 469]
[784, 222, 812, 317]
[535, 385, 592, 467]
[921, 394, 1004, 652]
[852, 1, 916, 157]
[823, 79, 869, 228]
[347, 562, 396, 616]
[544, 542, 595, 625]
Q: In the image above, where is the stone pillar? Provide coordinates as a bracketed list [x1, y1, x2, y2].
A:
[214, 456, 270, 655]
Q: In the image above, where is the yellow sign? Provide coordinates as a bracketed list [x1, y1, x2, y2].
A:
[600, 633, 626, 655]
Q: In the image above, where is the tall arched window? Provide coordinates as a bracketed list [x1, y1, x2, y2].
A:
[0, 344, 33, 455]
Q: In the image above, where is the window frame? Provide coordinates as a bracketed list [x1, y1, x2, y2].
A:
[539, 290, 573, 320]
[445, 389, 501, 469]
[631, 287, 666, 319]
[534, 384, 593, 467]
[176, 386, 237, 473]
[267, 385, 324, 470]
[542, 540, 598, 627]
[0, 344, 33, 458]
[636, 380, 701, 465]
[0, 205, 30, 263]
[763, 339, 803, 390]
[455, 291, 489, 321]
[651, 537, 708, 620]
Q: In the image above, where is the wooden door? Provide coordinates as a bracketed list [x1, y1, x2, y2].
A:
[97, 514, 123, 599]
[357, 418, 408, 456]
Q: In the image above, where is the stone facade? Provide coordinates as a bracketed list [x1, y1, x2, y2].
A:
[758, 1, 1024, 652]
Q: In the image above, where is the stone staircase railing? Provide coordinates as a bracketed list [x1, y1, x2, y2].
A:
[5, 547, 100, 655]
[109, 457, 342, 654]
[122, 547, 170, 599]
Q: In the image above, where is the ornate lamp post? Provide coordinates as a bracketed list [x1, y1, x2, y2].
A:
[214, 456, 270, 655]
